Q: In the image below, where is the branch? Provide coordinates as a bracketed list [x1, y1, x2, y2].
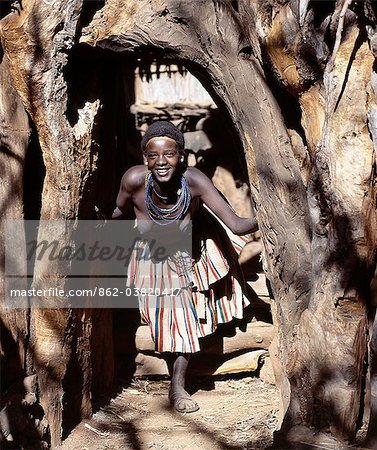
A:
[326, 0, 353, 73]
[299, 0, 310, 26]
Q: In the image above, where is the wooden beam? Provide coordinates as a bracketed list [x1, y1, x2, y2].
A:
[131, 321, 274, 354]
[134, 349, 268, 378]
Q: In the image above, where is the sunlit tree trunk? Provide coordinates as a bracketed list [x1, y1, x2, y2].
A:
[0, 0, 375, 447]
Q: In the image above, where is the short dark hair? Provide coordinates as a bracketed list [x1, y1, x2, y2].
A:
[141, 121, 185, 153]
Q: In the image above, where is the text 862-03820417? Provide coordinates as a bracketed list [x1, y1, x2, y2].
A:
[97, 287, 183, 297]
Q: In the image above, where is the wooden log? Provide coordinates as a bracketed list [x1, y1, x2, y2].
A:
[208, 350, 267, 376]
[259, 355, 276, 385]
[134, 353, 169, 377]
[133, 349, 267, 378]
[248, 273, 270, 299]
[131, 321, 274, 354]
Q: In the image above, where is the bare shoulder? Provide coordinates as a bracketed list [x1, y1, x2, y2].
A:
[185, 166, 210, 186]
[121, 165, 147, 192]
[184, 167, 212, 197]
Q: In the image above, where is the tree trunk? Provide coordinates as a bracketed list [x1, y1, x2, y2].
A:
[0, 0, 376, 447]
[0, 2, 115, 446]
[0, 47, 30, 388]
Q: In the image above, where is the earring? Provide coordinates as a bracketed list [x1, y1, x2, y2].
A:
[180, 157, 184, 162]
[144, 161, 148, 165]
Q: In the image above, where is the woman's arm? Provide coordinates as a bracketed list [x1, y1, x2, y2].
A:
[111, 166, 141, 219]
[187, 167, 258, 235]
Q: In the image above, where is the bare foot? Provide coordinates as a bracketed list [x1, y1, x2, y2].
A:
[169, 386, 199, 413]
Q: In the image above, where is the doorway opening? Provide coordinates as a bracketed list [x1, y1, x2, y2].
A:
[59, 42, 279, 445]
[63, 41, 274, 404]
[102, 55, 273, 379]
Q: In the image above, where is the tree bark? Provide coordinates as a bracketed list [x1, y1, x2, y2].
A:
[0, 2, 114, 446]
[0, 0, 376, 447]
[0, 47, 30, 388]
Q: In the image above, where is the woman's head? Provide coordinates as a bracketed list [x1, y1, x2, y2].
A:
[141, 121, 185, 154]
[141, 121, 185, 183]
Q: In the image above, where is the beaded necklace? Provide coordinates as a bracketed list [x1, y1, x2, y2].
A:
[151, 180, 170, 202]
[145, 172, 191, 225]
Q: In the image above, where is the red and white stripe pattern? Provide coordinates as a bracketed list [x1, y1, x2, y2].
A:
[127, 223, 250, 353]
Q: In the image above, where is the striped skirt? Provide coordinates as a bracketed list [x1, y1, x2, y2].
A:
[126, 209, 250, 353]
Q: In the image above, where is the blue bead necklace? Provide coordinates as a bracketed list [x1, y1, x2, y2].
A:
[145, 172, 191, 225]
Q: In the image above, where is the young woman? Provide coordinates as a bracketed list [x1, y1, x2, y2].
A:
[113, 121, 258, 413]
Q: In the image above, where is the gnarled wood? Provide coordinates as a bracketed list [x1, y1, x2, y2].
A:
[0, 1, 376, 447]
[0, 50, 30, 388]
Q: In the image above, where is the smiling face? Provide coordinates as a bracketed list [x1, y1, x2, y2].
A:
[144, 137, 181, 183]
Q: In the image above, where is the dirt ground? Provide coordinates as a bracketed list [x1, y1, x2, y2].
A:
[61, 376, 280, 450]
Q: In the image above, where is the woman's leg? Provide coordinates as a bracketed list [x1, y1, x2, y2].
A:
[168, 353, 199, 413]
